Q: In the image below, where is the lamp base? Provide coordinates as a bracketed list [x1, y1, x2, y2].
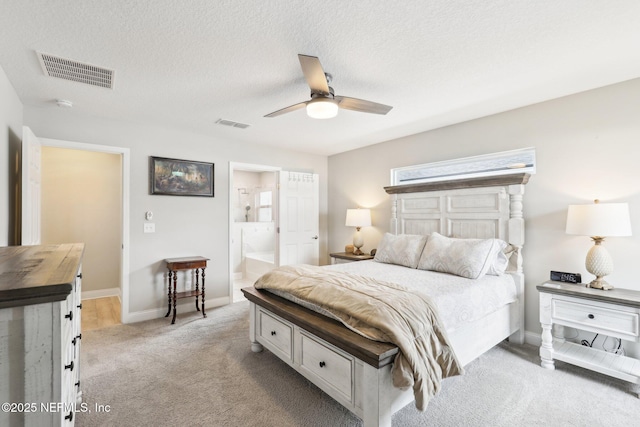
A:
[587, 277, 613, 290]
[353, 247, 364, 255]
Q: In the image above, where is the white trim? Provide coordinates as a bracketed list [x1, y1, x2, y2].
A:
[228, 162, 281, 303]
[233, 272, 243, 280]
[40, 137, 131, 324]
[126, 296, 230, 324]
[81, 287, 121, 301]
[524, 329, 542, 347]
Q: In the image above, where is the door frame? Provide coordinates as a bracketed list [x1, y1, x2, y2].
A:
[40, 138, 131, 323]
[228, 162, 281, 302]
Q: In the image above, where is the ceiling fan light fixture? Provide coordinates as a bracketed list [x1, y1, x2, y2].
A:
[306, 97, 339, 119]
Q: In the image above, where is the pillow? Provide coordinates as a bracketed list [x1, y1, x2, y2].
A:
[417, 232, 507, 279]
[487, 250, 509, 276]
[373, 233, 428, 269]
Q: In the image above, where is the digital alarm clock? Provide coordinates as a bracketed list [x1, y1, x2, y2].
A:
[550, 270, 582, 284]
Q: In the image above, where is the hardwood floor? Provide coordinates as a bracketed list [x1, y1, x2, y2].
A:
[82, 296, 121, 331]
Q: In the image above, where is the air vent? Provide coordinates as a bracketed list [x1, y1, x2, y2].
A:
[215, 119, 251, 129]
[36, 51, 115, 89]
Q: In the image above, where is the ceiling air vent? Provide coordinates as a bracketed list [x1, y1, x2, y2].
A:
[215, 119, 251, 129]
[36, 51, 115, 89]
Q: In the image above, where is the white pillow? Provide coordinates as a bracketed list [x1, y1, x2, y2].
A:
[417, 232, 507, 279]
[373, 233, 428, 269]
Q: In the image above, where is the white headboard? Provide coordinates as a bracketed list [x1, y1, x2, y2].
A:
[384, 173, 529, 274]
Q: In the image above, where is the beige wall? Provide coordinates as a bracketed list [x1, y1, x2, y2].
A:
[0, 66, 23, 246]
[328, 77, 640, 340]
[24, 108, 328, 320]
[41, 147, 122, 294]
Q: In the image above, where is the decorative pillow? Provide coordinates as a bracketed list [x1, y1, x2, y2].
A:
[417, 232, 507, 279]
[373, 233, 428, 269]
[486, 250, 509, 276]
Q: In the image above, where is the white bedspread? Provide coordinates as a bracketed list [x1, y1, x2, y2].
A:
[326, 260, 517, 332]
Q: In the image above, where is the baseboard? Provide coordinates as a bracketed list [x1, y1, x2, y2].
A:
[124, 296, 231, 324]
[524, 330, 541, 347]
[82, 287, 121, 301]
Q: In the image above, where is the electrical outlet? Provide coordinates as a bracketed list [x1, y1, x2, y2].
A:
[143, 223, 155, 233]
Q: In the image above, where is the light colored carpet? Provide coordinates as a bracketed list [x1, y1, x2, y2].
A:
[78, 300, 638, 426]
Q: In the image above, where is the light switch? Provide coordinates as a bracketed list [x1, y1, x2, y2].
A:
[143, 223, 155, 233]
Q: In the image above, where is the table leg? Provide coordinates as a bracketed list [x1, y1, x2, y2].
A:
[201, 267, 207, 318]
[171, 270, 178, 324]
[165, 270, 172, 317]
[195, 268, 200, 312]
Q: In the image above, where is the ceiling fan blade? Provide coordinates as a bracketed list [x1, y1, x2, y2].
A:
[298, 54, 330, 95]
[335, 96, 393, 115]
[264, 101, 308, 118]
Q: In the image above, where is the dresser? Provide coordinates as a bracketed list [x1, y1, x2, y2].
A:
[0, 243, 84, 426]
[537, 281, 640, 397]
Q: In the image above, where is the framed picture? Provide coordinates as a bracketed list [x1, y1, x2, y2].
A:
[150, 156, 214, 197]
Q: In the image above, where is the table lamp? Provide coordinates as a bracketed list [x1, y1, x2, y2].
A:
[345, 208, 371, 255]
[565, 199, 632, 290]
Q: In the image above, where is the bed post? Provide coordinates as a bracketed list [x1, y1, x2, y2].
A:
[508, 184, 525, 344]
[390, 194, 398, 235]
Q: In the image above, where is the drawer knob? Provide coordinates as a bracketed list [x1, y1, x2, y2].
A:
[588, 314, 595, 319]
[319, 361, 326, 368]
[271, 331, 276, 336]
[75, 380, 81, 389]
[65, 361, 74, 371]
[65, 411, 73, 422]
[77, 303, 83, 309]
[65, 311, 73, 321]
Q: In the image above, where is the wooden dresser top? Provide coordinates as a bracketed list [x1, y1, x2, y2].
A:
[0, 243, 84, 309]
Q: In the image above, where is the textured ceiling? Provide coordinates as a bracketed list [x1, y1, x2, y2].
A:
[2, 1, 640, 156]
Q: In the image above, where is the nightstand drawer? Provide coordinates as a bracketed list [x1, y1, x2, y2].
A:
[258, 310, 293, 361]
[553, 299, 639, 339]
[300, 332, 354, 403]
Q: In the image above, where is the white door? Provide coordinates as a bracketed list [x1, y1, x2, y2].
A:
[21, 126, 42, 245]
[278, 171, 319, 266]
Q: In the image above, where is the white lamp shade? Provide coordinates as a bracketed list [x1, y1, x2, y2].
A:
[345, 208, 371, 227]
[306, 98, 339, 119]
[566, 202, 632, 237]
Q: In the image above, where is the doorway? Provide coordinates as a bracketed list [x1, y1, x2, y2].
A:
[34, 135, 131, 323]
[229, 163, 280, 302]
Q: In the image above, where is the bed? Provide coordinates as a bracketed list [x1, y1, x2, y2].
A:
[241, 173, 529, 427]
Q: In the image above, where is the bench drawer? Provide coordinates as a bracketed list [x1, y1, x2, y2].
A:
[258, 310, 293, 361]
[300, 332, 353, 403]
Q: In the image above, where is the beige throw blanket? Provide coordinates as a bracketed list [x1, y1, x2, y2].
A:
[254, 264, 462, 411]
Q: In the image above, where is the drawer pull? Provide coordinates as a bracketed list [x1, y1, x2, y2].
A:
[271, 331, 276, 336]
[588, 314, 595, 319]
[77, 273, 83, 279]
[77, 303, 83, 309]
[65, 411, 73, 422]
[65, 311, 73, 321]
[65, 361, 74, 371]
[319, 361, 326, 368]
[75, 380, 81, 389]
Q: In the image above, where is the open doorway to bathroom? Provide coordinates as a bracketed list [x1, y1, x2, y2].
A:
[229, 163, 280, 302]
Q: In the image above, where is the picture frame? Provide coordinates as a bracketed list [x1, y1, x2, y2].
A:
[150, 156, 214, 197]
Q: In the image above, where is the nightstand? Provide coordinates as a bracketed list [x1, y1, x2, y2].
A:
[537, 281, 640, 397]
[329, 252, 374, 264]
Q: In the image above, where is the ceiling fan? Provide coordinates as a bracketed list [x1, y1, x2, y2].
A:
[264, 54, 393, 119]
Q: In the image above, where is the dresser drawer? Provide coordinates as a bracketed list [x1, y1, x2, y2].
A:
[300, 332, 353, 403]
[258, 310, 293, 361]
[553, 299, 639, 339]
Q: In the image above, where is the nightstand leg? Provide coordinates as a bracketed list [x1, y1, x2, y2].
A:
[171, 271, 177, 324]
[201, 268, 206, 318]
[540, 322, 555, 370]
[195, 268, 200, 312]
[165, 270, 172, 317]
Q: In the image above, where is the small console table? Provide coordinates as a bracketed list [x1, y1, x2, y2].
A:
[165, 256, 209, 324]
